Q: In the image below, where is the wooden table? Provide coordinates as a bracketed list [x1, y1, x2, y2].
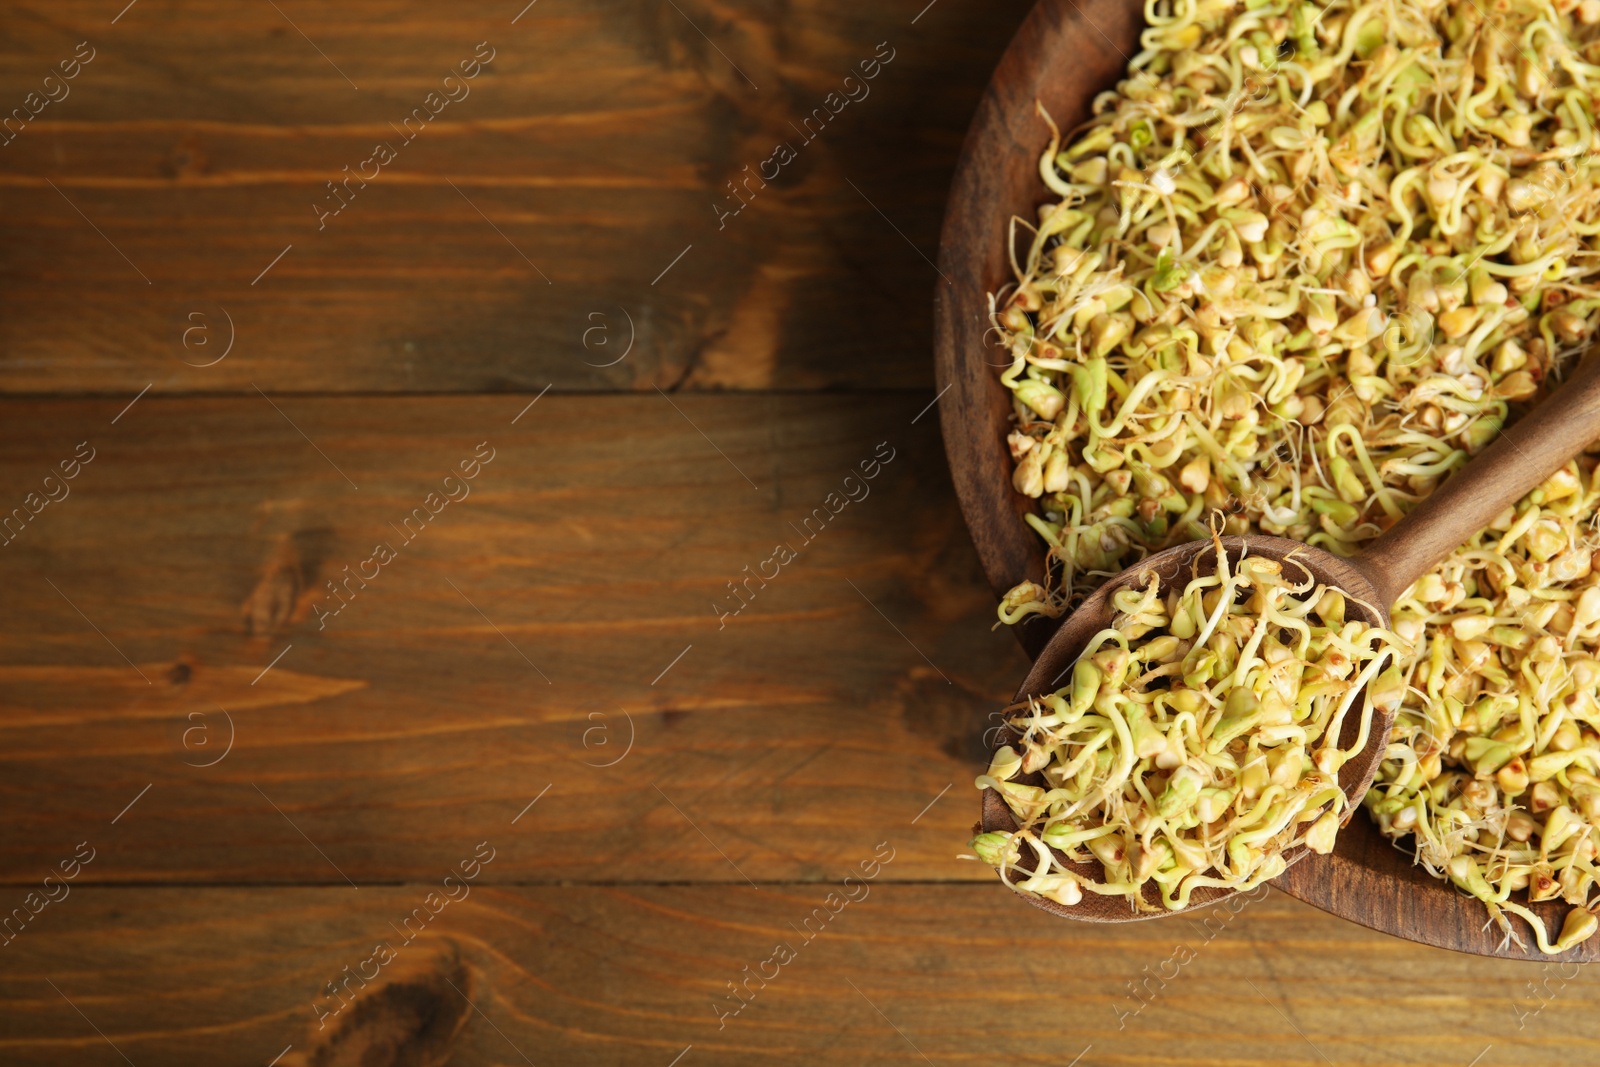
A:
[0, 2, 1593, 1064]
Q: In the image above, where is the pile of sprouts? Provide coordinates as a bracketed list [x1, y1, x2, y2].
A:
[974, 542, 1400, 910]
[985, 0, 1600, 950]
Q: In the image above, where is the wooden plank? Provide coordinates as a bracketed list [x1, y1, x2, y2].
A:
[0, 0, 1030, 395]
[0, 393, 1031, 884]
[0, 884, 1581, 1065]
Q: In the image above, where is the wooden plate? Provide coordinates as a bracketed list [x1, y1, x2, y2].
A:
[930, 0, 1595, 960]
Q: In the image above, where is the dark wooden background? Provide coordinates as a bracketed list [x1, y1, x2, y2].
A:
[0, 2, 1594, 1065]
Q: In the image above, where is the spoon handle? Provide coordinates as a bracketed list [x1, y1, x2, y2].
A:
[1356, 348, 1600, 609]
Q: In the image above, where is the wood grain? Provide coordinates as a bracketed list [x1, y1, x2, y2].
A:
[0, 393, 1030, 885]
[0, 0, 1032, 395]
[984, 536, 1402, 927]
[0, 884, 1586, 1066]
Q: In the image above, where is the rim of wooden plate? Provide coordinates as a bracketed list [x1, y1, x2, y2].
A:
[930, 0, 1595, 961]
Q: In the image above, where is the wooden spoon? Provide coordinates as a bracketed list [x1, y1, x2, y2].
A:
[981, 351, 1600, 921]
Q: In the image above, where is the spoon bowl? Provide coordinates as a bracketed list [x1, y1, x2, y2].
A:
[981, 534, 1390, 920]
